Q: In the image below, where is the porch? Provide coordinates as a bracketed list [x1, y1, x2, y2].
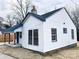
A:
[2, 32, 22, 47]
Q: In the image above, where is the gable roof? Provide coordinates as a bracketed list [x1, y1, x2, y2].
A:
[22, 8, 63, 23]
[63, 8, 76, 27]
[41, 8, 62, 19]
[22, 13, 45, 23]
[2, 7, 75, 32]
[7, 23, 23, 31]
[2, 23, 23, 32]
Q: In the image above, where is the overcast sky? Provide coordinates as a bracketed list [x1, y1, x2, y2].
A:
[31, 0, 79, 14]
[0, 0, 10, 18]
[0, 0, 79, 18]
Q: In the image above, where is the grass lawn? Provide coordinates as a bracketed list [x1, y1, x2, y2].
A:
[0, 43, 78, 59]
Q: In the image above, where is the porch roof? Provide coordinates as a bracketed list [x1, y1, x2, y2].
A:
[1, 23, 23, 33]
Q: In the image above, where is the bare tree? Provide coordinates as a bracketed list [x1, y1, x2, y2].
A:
[70, 0, 79, 40]
[12, 0, 30, 23]
[71, 8, 79, 27]
[70, 0, 79, 27]
[6, 15, 16, 27]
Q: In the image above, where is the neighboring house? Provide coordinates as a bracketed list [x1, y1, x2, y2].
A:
[3, 7, 77, 53]
[0, 17, 10, 29]
[0, 24, 10, 35]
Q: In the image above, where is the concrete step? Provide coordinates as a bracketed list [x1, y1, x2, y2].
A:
[6, 44, 22, 48]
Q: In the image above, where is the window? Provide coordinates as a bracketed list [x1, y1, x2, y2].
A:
[63, 28, 67, 33]
[19, 32, 22, 38]
[51, 28, 57, 42]
[28, 29, 39, 46]
[71, 29, 74, 39]
[28, 30, 32, 45]
[33, 29, 38, 45]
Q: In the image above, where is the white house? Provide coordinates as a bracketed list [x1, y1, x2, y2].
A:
[4, 7, 77, 53]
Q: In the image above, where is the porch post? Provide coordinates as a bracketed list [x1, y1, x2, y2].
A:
[14, 33, 16, 45]
[9, 33, 10, 44]
[4, 33, 6, 43]
[2, 34, 3, 42]
[3, 34, 5, 43]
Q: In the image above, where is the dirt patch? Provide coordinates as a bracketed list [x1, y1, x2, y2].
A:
[0, 43, 79, 59]
[0, 46, 43, 59]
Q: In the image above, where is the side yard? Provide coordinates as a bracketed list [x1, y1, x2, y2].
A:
[0, 43, 79, 59]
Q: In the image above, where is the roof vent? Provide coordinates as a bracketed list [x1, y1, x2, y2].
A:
[31, 5, 37, 14]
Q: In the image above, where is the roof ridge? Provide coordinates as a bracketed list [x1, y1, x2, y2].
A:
[41, 7, 63, 18]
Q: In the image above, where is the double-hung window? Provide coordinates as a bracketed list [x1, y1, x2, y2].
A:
[28, 29, 39, 46]
[28, 30, 32, 45]
[71, 29, 74, 39]
[33, 29, 38, 45]
[51, 28, 57, 42]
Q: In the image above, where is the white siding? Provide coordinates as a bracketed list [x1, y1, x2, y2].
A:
[0, 31, 2, 35]
[14, 27, 22, 32]
[22, 16, 44, 52]
[19, 8, 77, 53]
[43, 9, 77, 52]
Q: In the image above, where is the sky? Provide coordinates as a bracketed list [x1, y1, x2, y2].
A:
[0, 0, 79, 18]
[0, 0, 10, 18]
[31, 0, 79, 14]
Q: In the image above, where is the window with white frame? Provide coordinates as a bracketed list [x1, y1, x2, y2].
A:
[28, 29, 39, 46]
[33, 29, 38, 45]
[63, 28, 67, 34]
[51, 28, 57, 42]
[71, 29, 74, 39]
[28, 30, 32, 45]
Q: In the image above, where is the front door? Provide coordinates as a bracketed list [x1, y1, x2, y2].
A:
[16, 32, 19, 44]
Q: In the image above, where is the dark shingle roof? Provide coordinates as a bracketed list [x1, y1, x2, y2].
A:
[30, 13, 45, 21]
[22, 8, 63, 23]
[0, 28, 5, 32]
[2, 8, 64, 32]
[22, 12, 45, 23]
[2, 23, 23, 32]
[41, 8, 62, 19]
[7, 23, 23, 31]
